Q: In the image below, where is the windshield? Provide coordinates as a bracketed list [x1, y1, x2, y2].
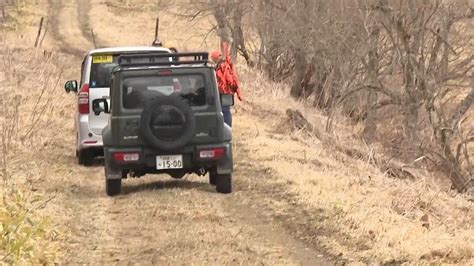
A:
[122, 74, 207, 109]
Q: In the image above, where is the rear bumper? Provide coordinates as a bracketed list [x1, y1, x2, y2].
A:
[104, 143, 233, 175]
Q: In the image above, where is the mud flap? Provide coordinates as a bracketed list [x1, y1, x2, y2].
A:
[217, 142, 233, 175]
[104, 150, 122, 180]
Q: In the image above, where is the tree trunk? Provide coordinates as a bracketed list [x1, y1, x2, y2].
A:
[212, 2, 231, 43]
[313, 66, 329, 110]
[363, 91, 378, 143]
[362, 11, 380, 144]
[230, 0, 239, 62]
[403, 99, 419, 143]
[290, 51, 308, 98]
[231, 2, 253, 66]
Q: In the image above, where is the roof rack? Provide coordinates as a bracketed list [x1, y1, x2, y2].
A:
[118, 52, 209, 67]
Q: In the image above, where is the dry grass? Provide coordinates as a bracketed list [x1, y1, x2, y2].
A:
[0, 33, 64, 263]
[236, 65, 474, 264]
[1, 0, 472, 264]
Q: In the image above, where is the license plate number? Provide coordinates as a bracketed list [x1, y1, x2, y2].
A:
[156, 155, 183, 170]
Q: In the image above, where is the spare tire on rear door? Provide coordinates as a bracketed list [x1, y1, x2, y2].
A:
[140, 96, 196, 151]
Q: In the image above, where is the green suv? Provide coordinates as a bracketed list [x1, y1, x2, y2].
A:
[93, 52, 234, 196]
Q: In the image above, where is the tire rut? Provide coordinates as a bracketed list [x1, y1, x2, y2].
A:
[232, 142, 342, 265]
[48, 0, 100, 56]
[76, 0, 106, 48]
[76, 0, 93, 45]
[221, 195, 329, 266]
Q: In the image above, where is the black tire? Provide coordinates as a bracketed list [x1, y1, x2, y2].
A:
[105, 156, 122, 196]
[140, 96, 196, 151]
[209, 171, 217, 186]
[77, 149, 93, 166]
[215, 174, 232, 194]
[106, 179, 122, 197]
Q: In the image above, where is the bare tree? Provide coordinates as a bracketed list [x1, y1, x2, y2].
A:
[181, 0, 474, 191]
[176, 0, 253, 65]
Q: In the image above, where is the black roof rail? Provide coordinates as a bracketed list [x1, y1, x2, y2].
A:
[118, 52, 209, 67]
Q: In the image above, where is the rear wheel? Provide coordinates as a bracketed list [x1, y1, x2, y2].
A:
[77, 149, 94, 166]
[215, 174, 232, 194]
[105, 157, 122, 196]
[106, 179, 122, 197]
[209, 171, 217, 186]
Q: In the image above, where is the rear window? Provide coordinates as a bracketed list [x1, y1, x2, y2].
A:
[89, 55, 119, 88]
[122, 74, 206, 109]
[89, 52, 170, 88]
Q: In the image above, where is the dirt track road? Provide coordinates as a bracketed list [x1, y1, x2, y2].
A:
[41, 0, 330, 264]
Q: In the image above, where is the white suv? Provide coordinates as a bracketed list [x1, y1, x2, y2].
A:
[64, 46, 172, 165]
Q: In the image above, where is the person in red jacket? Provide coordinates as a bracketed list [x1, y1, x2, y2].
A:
[210, 42, 243, 127]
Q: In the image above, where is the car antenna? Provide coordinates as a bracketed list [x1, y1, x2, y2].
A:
[151, 17, 162, 47]
[91, 28, 97, 49]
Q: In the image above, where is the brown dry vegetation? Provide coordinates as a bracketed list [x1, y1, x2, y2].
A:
[185, 0, 474, 193]
[0, 0, 473, 264]
[239, 67, 474, 264]
[0, 22, 63, 265]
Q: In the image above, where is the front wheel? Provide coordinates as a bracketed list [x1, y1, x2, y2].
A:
[215, 174, 232, 194]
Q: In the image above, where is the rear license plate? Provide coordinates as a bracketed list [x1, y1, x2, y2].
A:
[156, 155, 183, 170]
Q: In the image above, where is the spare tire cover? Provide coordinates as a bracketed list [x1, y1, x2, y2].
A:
[140, 96, 196, 151]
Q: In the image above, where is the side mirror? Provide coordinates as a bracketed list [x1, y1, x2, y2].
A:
[92, 98, 109, 116]
[65, 80, 78, 93]
[220, 94, 235, 107]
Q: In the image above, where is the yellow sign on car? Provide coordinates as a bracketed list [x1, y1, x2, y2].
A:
[92, 55, 113, 64]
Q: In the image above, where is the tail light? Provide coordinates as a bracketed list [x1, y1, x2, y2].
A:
[113, 152, 140, 162]
[78, 83, 90, 114]
[198, 148, 225, 160]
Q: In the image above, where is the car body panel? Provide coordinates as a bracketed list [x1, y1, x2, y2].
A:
[111, 67, 224, 148]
